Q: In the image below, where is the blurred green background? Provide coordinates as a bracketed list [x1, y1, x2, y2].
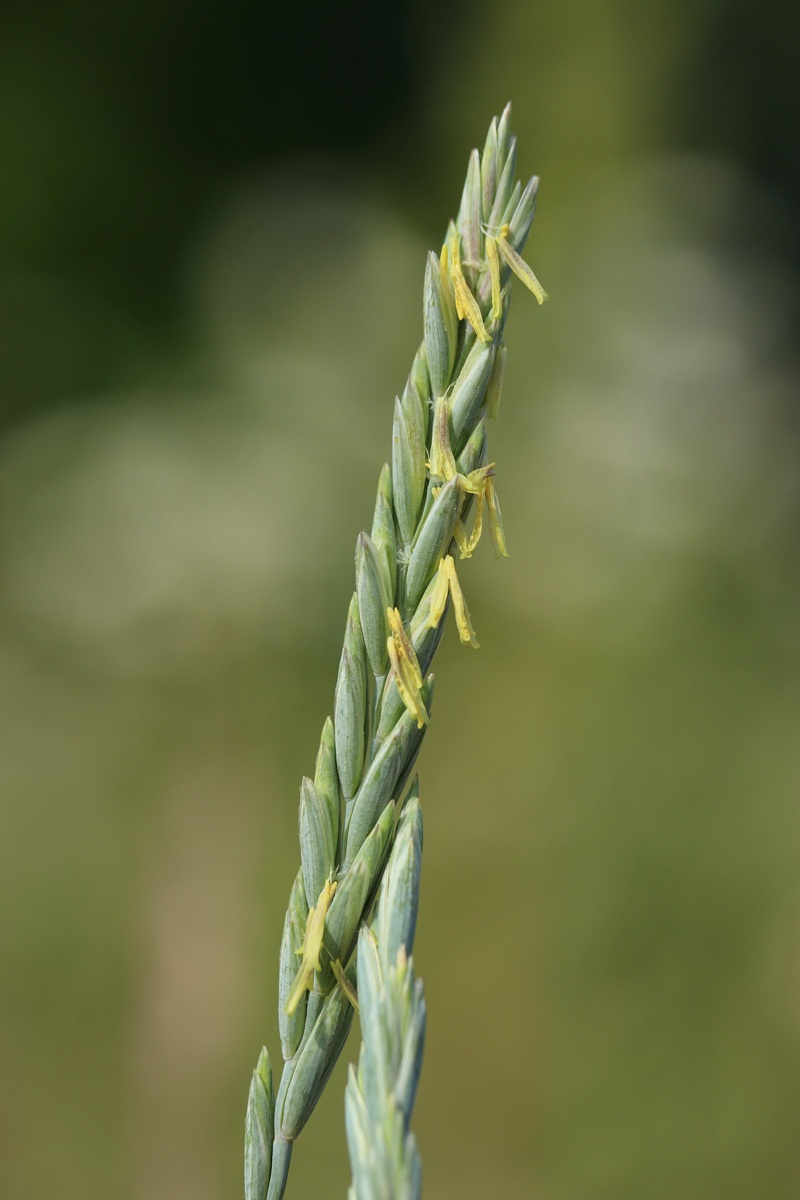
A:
[2, 1, 799, 1197]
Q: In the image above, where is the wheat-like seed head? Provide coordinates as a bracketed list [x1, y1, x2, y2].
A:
[244, 103, 545, 1200]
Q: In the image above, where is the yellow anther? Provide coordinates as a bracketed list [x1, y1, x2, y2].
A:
[424, 555, 479, 647]
[444, 556, 480, 648]
[465, 487, 484, 558]
[387, 607, 428, 728]
[285, 878, 337, 1015]
[453, 518, 470, 560]
[495, 225, 548, 305]
[428, 394, 458, 483]
[451, 234, 493, 343]
[387, 607, 423, 689]
[450, 233, 464, 319]
[460, 463, 495, 495]
[426, 557, 451, 630]
[486, 235, 503, 320]
[388, 637, 429, 729]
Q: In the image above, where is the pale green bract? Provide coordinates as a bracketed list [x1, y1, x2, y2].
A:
[244, 104, 545, 1200]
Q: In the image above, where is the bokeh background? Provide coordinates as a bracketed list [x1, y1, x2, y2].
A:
[2, 1, 799, 1197]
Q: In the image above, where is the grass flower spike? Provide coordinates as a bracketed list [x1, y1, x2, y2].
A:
[244, 104, 545, 1200]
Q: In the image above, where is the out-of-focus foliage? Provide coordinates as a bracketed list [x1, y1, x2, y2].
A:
[1, 2, 799, 1199]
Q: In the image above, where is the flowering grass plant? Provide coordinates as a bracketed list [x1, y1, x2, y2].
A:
[244, 105, 546, 1200]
